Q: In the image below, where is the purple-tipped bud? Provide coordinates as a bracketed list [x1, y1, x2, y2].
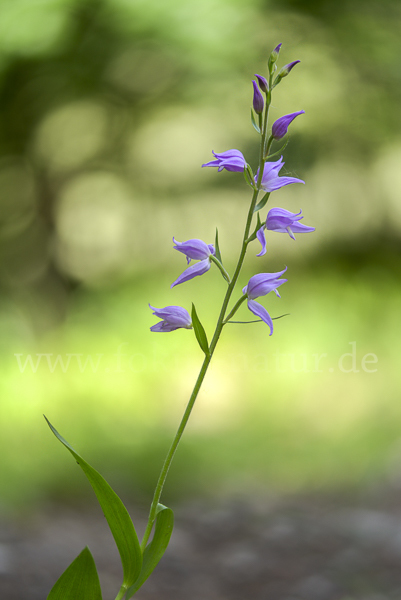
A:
[272, 111, 305, 140]
[278, 60, 300, 78]
[252, 80, 264, 114]
[272, 43, 282, 56]
[255, 74, 269, 93]
[268, 43, 282, 73]
[269, 43, 282, 63]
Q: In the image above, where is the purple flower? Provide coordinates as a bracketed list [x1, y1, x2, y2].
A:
[252, 80, 264, 114]
[242, 269, 287, 335]
[171, 238, 215, 288]
[149, 304, 192, 332]
[202, 149, 247, 173]
[255, 156, 304, 193]
[256, 208, 315, 256]
[255, 74, 268, 93]
[272, 111, 305, 140]
[173, 237, 215, 263]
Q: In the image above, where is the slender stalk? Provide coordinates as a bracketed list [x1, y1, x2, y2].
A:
[210, 254, 231, 283]
[223, 294, 247, 324]
[141, 75, 274, 552]
[140, 354, 211, 550]
[114, 585, 127, 600]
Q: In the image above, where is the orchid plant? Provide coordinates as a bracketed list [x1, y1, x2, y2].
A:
[45, 43, 315, 600]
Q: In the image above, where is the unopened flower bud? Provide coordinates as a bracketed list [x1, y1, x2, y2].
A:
[268, 43, 282, 72]
[254, 74, 269, 93]
[252, 80, 264, 114]
[275, 60, 300, 85]
[272, 110, 305, 140]
[271, 43, 282, 60]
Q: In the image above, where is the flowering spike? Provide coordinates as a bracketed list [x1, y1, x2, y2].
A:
[272, 111, 305, 140]
[202, 149, 247, 173]
[149, 305, 192, 332]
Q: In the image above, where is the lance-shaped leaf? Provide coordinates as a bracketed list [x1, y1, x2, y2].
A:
[45, 418, 143, 590]
[265, 138, 289, 161]
[191, 304, 209, 356]
[251, 109, 261, 133]
[214, 228, 222, 264]
[254, 192, 270, 213]
[47, 546, 102, 600]
[126, 504, 174, 598]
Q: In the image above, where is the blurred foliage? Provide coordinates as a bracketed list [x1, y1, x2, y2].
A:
[0, 0, 401, 511]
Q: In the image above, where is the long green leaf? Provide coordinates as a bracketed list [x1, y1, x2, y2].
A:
[214, 228, 222, 264]
[47, 547, 102, 600]
[191, 304, 209, 356]
[45, 418, 143, 589]
[126, 504, 174, 598]
[254, 192, 270, 213]
[250, 109, 260, 133]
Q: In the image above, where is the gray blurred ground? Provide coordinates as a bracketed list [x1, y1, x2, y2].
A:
[2, 487, 401, 600]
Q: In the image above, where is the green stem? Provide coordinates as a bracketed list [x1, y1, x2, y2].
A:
[210, 254, 231, 283]
[140, 354, 211, 550]
[114, 585, 127, 600]
[223, 294, 247, 323]
[140, 72, 273, 553]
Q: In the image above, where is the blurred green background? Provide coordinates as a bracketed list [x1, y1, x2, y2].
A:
[0, 0, 400, 513]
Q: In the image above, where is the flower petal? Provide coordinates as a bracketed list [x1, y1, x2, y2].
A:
[246, 268, 288, 299]
[202, 149, 246, 172]
[252, 80, 264, 114]
[289, 222, 315, 234]
[173, 237, 214, 260]
[150, 321, 182, 332]
[256, 226, 267, 257]
[247, 299, 274, 335]
[171, 259, 211, 288]
[149, 304, 192, 328]
[264, 175, 305, 192]
[272, 111, 305, 140]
